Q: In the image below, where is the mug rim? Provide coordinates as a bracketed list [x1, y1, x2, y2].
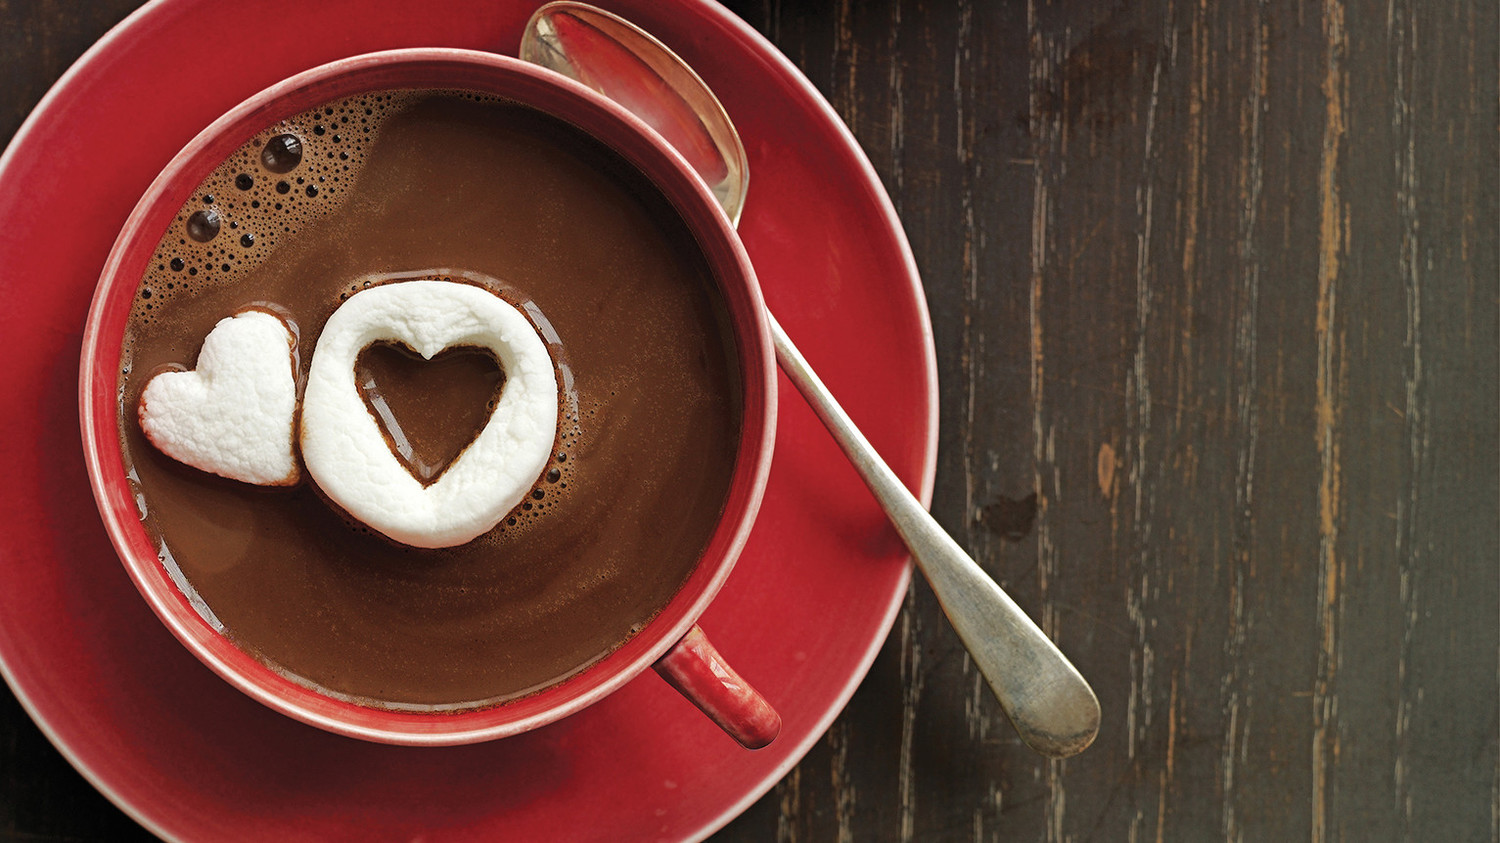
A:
[78, 47, 776, 746]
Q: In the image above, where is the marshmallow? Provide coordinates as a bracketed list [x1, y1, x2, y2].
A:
[138, 309, 300, 486]
[300, 280, 559, 548]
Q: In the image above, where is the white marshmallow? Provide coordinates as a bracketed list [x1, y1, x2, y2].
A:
[138, 309, 300, 486]
[300, 280, 559, 548]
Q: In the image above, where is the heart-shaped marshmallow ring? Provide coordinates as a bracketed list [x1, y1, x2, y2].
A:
[300, 280, 559, 548]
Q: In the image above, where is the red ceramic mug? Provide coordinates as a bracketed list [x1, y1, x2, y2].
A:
[78, 49, 780, 749]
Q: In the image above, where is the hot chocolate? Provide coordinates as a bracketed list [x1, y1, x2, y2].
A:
[118, 91, 741, 708]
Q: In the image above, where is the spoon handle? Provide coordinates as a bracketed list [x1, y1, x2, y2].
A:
[769, 314, 1100, 758]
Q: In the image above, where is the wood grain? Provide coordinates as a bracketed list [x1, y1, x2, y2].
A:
[716, 0, 1498, 840]
[1, 0, 1495, 840]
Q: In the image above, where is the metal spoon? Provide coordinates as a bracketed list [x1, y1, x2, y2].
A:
[520, 1, 1100, 758]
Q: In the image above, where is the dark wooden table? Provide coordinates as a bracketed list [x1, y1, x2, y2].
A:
[3, 1, 1495, 840]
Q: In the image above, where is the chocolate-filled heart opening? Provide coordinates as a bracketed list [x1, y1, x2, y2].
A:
[355, 341, 505, 486]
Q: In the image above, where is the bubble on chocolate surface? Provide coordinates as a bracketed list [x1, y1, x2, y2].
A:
[260, 134, 303, 173]
[186, 209, 220, 242]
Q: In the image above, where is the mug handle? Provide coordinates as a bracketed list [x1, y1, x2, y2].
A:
[653, 625, 780, 749]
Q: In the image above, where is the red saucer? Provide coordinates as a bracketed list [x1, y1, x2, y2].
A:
[0, 1, 936, 840]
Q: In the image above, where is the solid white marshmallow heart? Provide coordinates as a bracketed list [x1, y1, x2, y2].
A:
[300, 280, 559, 548]
[138, 309, 300, 486]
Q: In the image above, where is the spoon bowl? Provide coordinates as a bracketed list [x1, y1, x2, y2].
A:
[521, 3, 748, 224]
